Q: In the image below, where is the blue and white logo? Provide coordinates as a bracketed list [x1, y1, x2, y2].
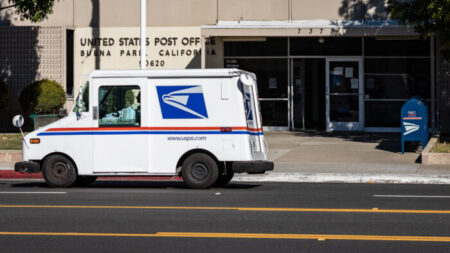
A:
[156, 85, 208, 119]
[403, 122, 419, 135]
[245, 92, 253, 121]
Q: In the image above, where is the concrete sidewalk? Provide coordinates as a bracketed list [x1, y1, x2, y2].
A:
[1, 131, 450, 184]
[235, 131, 450, 184]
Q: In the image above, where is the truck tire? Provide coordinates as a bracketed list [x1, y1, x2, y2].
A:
[214, 169, 234, 187]
[181, 153, 219, 189]
[42, 155, 77, 188]
[74, 176, 97, 187]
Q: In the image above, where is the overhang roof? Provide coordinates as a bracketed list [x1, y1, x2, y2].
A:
[201, 20, 417, 37]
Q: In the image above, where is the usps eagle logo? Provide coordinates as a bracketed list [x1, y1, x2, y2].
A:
[403, 122, 419, 136]
[156, 85, 208, 119]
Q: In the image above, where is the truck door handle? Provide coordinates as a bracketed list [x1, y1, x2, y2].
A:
[93, 106, 98, 120]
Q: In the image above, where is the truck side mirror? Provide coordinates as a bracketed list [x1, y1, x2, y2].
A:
[12, 115, 28, 149]
[12, 115, 24, 128]
[240, 73, 255, 86]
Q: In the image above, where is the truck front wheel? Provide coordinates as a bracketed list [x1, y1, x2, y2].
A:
[181, 153, 219, 189]
[42, 155, 77, 188]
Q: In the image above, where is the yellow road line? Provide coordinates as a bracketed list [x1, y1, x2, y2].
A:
[0, 205, 449, 214]
[0, 232, 450, 242]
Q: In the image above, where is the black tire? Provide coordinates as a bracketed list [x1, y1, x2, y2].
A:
[214, 169, 234, 187]
[42, 155, 77, 188]
[181, 153, 219, 189]
[74, 176, 97, 187]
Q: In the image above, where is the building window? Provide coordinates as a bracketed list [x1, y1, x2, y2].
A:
[66, 30, 74, 97]
[364, 38, 431, 128]
[225, 58, 289, 127]
[364, 37, 430, 57]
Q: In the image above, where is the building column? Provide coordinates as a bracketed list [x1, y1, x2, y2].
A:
[431, 34, 436, 132]
[201, 35, 206, 69]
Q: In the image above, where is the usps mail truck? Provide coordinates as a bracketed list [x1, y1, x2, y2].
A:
[13, 69, 273, 189]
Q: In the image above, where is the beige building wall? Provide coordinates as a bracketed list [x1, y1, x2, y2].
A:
[292, 0, 348, 20]
[74, 0, 217, 27]
[1, 0, 392, 28]
[218, 0, 289, 21]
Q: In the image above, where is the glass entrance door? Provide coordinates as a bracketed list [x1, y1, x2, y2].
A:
[326, 58, 364, 131]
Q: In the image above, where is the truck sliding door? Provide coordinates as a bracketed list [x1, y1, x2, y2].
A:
[91, 78, 148, 173]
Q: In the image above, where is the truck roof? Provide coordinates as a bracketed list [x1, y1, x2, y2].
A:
[89, 69, 249, 79]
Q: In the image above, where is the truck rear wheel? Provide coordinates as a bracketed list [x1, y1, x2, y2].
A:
[214, 168, 234, 187]
[42, 155, 77, 188]
[181, 153, 219, 189]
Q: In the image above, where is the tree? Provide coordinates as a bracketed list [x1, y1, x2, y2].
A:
[19, 79, 66, 114]
[387, 0, 450, 58]
[0, 0, 56, 23]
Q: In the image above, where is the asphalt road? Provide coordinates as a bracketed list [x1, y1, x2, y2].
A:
[0, 179, 449, 252]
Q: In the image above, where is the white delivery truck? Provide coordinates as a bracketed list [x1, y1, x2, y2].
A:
[13, 69, 273, 189]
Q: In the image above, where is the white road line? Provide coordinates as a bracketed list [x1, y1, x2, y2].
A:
[0, 192, 66, 194]
[373, 195, 450, 198]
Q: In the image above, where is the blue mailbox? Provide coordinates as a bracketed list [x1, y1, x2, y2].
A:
[401, 97, 428, 154]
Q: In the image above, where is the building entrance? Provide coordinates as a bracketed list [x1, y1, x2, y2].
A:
[326, 58, 364, 131]
[291, 58, 325, 130]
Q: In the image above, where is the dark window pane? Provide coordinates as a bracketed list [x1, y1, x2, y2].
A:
[224, 38, 287, 57]
[365, 58, 431, 99]
[365, 58, 430, 74]
[329, 61, 359, 93]
[290, 37, 362, 56]
[260, 100, 288, 126]
[364, 37, 429, 56]
[225, 58, 288, 98]
[66, 30, 74, 97]
[330, 95, 359, 122]
[365, 101, 432, 128]
[365, 101, 403, 127]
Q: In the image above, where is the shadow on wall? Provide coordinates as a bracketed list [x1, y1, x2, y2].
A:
[91, 0, 100, 70]
[327, 0, 390, 36]
[0, 7, 39, 132]
[338, 0, 388, 21]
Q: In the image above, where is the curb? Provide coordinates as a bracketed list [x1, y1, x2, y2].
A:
[0, 169, 182, 181]
[233, 172, 450, 184]
[422, 137, 450, 165]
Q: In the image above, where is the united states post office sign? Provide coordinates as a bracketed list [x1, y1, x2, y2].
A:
[73, 27, 221, 96]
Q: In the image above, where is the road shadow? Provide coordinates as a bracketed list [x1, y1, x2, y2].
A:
[10, 180, 262, 190]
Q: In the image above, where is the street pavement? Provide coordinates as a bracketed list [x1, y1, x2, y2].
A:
[1, 180, 450, 252]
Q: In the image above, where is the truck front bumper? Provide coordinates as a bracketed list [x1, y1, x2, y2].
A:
[15, 161, 40, 173]
[231, 161, 274, 174]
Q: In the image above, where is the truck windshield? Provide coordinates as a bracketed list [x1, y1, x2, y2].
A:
[73, 82, 89, 112]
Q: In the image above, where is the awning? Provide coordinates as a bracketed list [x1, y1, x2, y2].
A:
[201, 20, 417, 37]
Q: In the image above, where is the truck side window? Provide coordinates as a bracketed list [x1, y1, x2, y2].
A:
[98, 86, 141, 127]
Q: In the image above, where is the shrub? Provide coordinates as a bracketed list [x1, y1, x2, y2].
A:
[0, 80, 8, 109]
[19, 79, 66, 114]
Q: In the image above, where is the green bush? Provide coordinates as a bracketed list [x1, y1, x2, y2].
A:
[0, 80, 8, 109]
[19, 79, 66, 114]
